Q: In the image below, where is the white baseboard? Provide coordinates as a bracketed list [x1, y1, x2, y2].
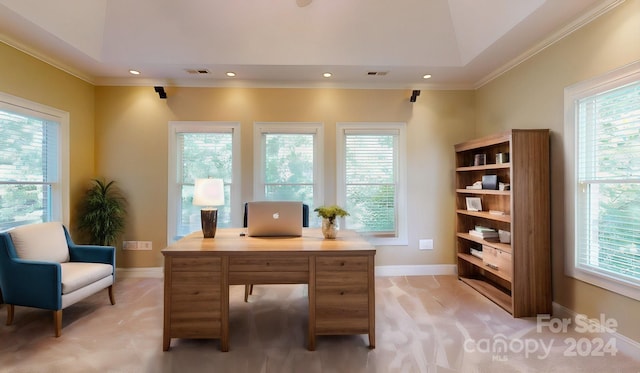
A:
[375, 264, 457, 277]
[552, 302, 640, 360]
[116, 267, 163, 278]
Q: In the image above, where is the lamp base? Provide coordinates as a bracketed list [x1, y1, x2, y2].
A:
[201, 208, 218, 238]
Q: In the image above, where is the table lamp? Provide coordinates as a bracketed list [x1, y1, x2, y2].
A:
[193, 178, 224, 238]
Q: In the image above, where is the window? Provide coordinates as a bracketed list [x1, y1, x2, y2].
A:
[565, 61, 640, 300]
[168, 122, 240, 243]
[0, 92, 69, 230]
[337, 123, 407, 245]
[253, 122, 323, 224]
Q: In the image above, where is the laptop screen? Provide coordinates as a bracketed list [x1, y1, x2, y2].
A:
[246, 201, 303, 237]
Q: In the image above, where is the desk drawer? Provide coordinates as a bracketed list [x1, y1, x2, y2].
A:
[170, 271, 222, 338]
[316, 256, 369, 272]
[315, 272, 369, 334]
[171, 257, 221, 272]
[229, 256, 308, 272]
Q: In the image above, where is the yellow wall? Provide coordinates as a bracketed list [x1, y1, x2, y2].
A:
[475, 0, 640, 343]
[0, 42, 96, 232]
[95, 86, 475, 268]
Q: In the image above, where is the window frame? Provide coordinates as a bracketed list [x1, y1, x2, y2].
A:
[564, 60, 640, 301]
[167, 121, 241, 244]
[336, 122, 408, 246]
[253, 122, 324, 216]
[0, 91, 69, 228]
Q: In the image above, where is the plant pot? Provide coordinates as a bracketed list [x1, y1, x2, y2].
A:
[321, 218, 339, 239]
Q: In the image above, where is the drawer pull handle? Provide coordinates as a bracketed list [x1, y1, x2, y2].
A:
[485, 263, 499, 270]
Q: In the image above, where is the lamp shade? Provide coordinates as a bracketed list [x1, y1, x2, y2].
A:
[193, 178, 225, 207]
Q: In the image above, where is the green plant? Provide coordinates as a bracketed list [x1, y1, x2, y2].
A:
[78, 178, 127, 246]
[314, 205, 349, 225]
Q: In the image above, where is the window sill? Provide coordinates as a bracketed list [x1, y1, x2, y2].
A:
[569, 266, 640, 301]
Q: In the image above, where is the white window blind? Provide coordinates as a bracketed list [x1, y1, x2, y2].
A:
[576, 80, 640, 287]
[0, 101, 64, 230]
[344, 131, 398, 235]
[337, 123, 407, 245]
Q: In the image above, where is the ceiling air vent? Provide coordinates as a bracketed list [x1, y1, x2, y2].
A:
[367, 71, 388, 76]
[185, 69, 211, 75]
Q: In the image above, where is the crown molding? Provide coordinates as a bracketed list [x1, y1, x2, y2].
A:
[0, 37, 96, 85]
[474, 0, 626, 89]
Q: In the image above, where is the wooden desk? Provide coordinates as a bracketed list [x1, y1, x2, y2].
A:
[161, 228, 376, 352]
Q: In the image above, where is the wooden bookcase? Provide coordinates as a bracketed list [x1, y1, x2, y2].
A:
[454, 129, 551, 317]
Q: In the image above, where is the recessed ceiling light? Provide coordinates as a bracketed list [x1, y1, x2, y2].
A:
[129, 69, 140, 75]
[323, 72, 332, 78]
[226, 72, 236, 77]
[423, 74, 432, 79]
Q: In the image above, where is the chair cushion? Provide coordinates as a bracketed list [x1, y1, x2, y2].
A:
[9, 222, 70, 263]
[60, 262, 113, 294]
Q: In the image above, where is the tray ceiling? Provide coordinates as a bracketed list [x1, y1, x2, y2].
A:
[0, 0, 621, 88]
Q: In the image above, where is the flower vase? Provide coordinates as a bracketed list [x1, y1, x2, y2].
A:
[321, 218, 339, 239]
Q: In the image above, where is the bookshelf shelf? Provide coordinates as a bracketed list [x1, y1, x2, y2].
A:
[456, 209, 511, 223]
[459, 277, 513, 313]
[458, 253, 512, 283]
[456, 233, 512, 254]
[456, 189, 510, 196]
[456, 163, 510, 172]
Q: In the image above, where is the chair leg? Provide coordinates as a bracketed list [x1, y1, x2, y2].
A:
[53, 310, 62, 337]
[6, 304, 14, 325]
[108, 285, 116, 305]
[244, 284, 254, 302]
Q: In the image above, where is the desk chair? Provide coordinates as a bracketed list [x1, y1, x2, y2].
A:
[243, 202, 309, 301]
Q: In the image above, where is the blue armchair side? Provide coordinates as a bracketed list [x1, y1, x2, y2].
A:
[0, 224, 116, 337]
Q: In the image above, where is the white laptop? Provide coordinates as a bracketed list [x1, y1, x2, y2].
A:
[247, 201, 303, 237]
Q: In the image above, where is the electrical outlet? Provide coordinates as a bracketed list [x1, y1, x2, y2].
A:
[419, 239, 433, 250]
[122, 241, 153, 250]
[138, 241, 152, 250]
[122, 241, 137, 250]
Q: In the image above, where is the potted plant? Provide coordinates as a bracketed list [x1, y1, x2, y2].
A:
[78, 178, 127, 246]
[314, 205, 349, 239]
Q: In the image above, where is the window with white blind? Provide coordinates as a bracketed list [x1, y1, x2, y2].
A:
[337, 123, 407, 245]
[0, 92, 69, 230]
[565, 61, 640, 300]
[167, 122, 240, 243]
[253, 123, 323, 224]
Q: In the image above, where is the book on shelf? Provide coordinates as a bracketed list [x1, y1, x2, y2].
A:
[470, 247, 483, 259]
[474, 225, 495, 232]
[469, 230, 498, 238]
[466, 181, 482, 190]
[469, 225, 498, 238]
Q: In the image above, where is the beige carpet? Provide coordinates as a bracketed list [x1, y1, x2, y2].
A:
[0, 275, 638, 373]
